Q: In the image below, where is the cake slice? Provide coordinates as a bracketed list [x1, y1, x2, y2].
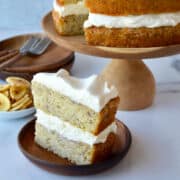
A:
[84, 0, 180, 47]
[32, 70, 119, 135]
[35, 110, 117, 165]
[32, 69, 119, 165]
[52, 0, 89, 35]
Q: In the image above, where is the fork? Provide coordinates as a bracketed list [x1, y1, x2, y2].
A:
[0, 37, 39, 68]
[0, 36, 51, 71]
[0, 50, 19, 63]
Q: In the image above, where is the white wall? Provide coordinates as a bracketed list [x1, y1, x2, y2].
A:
[0, 0, 51, 30]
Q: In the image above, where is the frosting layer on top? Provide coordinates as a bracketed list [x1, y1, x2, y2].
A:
[84, 12, 180, 28]
[32, 69, 118, 112]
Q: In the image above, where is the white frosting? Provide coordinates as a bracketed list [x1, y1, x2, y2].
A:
[84, 12, 180, 28]
[53, 0, 88, 17]
[32, 69, 118, 112]
[36, 110, 117, 146]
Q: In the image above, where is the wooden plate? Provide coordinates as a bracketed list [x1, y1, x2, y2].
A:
[18, 119, 132, 176]
[42, 12, 180, 60]
[0, 33, 75, 73]
[0, 58, 75, 81]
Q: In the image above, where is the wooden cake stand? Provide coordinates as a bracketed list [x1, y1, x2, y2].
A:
[42, 12, 180, 110]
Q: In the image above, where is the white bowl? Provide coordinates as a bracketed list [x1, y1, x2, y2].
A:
[0, 107, 36, 120]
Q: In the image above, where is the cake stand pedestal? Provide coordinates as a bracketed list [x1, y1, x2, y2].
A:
[101, 59, 155, 110]
[42, 12, 180, 110]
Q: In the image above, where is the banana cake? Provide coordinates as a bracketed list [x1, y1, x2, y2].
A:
[32, 69, 120, 165]
[52, 0, 89, 35]
[84, 0, 180, 47]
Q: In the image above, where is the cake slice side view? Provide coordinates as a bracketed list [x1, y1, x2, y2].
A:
[52, 0, 89, 35]
[32, 69, 120, 165]
[32, 70, 119, 135]
[35, 110, 117, 165]
[84, 0, 180, 47]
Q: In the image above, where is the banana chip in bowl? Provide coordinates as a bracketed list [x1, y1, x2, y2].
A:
[0, 77, 35, 120]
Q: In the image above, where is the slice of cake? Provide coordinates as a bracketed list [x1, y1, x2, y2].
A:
[32, 69, 120, 165]
[84, 0, 180, 47]
[52, 0, 89, 35]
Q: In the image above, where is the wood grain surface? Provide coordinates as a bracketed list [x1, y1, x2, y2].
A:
[0, 33, 75, 73]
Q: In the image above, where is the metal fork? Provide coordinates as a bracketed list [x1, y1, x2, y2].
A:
[0, 36, 51, 71]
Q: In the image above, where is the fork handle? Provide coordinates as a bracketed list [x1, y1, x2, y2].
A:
[0, 53, 22, 71]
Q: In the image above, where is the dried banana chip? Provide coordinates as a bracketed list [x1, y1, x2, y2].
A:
[0, 76, 33, 112]
[6, 77, 31, 87]
[11, 94, 30, 108]
[10, 95, 31, 111]
[21, 99, 33, 109]
[0, 84, 10, 92]
[10, 85, 28, 101]
[0, 93, 11, 111]
[1, 90, 9, 98]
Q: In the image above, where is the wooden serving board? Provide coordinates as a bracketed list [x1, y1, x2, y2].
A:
[0, 58, 75, 81]
[0, 33, 75, 73]
[42, 12, 180, 60]
[18, 119, 131, 176]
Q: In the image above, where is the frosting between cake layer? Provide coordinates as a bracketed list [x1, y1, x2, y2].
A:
[36, 109, 117, 146]
[32, 69, 118, 112]
[53, 0, 88, 17]
[84, 12, 180, 28]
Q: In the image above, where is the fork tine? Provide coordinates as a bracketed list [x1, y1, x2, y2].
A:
[29, 37, 51, 55]
[20, 36, 41, 54]
[30, 37, 51, 52]
[0, 37, 43, 70]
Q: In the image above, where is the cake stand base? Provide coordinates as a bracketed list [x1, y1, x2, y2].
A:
[101, 59, 155, 110]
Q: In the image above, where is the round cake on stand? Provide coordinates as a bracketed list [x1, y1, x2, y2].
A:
[42, 12, 180, 111]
